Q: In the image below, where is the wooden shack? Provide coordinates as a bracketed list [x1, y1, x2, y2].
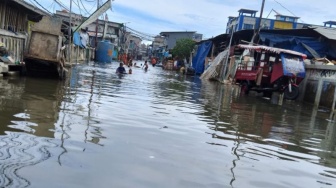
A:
[0, 0, 47, 63]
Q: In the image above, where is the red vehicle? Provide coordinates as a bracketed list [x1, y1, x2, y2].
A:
[233, 44, 307, 100]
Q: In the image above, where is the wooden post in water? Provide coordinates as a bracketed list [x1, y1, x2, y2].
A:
[330, 83, 336, 120]
[221, 26, 233, 82]
[278, 93, 284, 106]
[314, 78, 324, 108]
[68, 0, 73, 64]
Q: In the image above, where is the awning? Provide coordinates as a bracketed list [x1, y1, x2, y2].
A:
[237, 44, 307, 59]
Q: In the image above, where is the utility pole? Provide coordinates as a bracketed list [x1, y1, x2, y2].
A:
[68, 0, 73, 63]
[253, 0, 266, 43]
[122, 22, 130, 54]
[123, 23, 127, 54]
[94, 0, 99, 48]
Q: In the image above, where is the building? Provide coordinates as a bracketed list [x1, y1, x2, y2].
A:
[160, 31, 203, 50]
[324, 21, 336, 28]
[55, 10, 122, 49]
[152, 35, 165, 50]
[0, 0, 47, 62]
[226, 9, 310, 34]
[128, 34, 142, 58]
[149, 35, 166, 58]
[138, 43, 148, 59]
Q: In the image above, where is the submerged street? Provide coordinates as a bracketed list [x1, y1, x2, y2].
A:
[0, 62, 336, 187]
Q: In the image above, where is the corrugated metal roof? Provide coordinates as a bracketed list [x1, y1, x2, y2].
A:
[14, 0, 50, 16]
[310, 26, 336, 41]
[237, 44, 307, 58]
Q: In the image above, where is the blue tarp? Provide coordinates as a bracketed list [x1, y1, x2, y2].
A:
[73, 32, 84, 48]
[113, 49, 118, 59]
[281, 53, 305, 78]
[259, 33, 327, 59]
[192, 41, 212, 74]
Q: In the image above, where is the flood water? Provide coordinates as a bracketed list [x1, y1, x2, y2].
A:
[0, 61, 336, 188]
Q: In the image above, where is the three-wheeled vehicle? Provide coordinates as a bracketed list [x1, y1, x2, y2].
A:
[233, 44, 307, 100]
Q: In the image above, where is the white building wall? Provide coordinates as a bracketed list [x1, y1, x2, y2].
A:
[244, 17, 256, 25]
[260, 19, 271, 29]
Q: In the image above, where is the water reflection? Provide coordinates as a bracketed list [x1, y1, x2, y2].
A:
[0, 132, 57, 187]
[0, 62, 335, 187]
[53, 64, 109, 166]
[0, 77, 64, 137]
[200, 81, 336, 186]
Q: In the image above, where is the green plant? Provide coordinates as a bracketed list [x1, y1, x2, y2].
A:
[171, 38, 195, 59]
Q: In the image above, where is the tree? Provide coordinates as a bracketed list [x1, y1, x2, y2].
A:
[172, 38, 195, 59]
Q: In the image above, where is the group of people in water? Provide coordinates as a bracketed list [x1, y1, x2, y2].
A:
[115, 54, 160, 75]
[115, 59, 151, 74]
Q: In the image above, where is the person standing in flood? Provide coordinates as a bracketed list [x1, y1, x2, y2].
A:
[116, 63, 126, 74]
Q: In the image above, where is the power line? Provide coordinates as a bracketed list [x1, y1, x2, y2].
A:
[54, 0, 69, 11]
[76, 0, 82, 15]
[273, 0, 305, 23]
[31, 0, 52, 14]
[47, 1, 55, 10]
[127, 31, 154, 41]
[78, 0, 92, 15]
[126, 26, 155, 38]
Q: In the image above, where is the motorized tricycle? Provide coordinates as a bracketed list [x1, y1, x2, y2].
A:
[233, 44, 307, 100]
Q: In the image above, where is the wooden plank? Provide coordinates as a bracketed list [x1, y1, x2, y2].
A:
[0, 3, 3, 27]
[1, 2, 5, 29]
[4, 7, 8, 30]
[15, 10, 19, 32]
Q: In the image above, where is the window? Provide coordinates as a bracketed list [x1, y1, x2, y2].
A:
[243, 24, 254, 30]
[287, 17, 295, 22]
[279, 16, 286, 21]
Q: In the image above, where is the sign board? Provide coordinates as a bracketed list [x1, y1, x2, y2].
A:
[281, 53, 306, 78]
[74, 0, 111, 32]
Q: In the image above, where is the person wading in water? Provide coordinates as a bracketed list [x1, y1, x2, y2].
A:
[144, 61, 149, 72]
[116, 63, 126, 74]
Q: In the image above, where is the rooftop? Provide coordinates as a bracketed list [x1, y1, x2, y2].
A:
[238, 9, 258, 13]
[309, 26, 336, 40]
[160, 31, 196, 34]
[14, 0, 50, 16]
[275, 14, 300, 19]
[6, 0, 49, 22]
[324, 21, 336, 24]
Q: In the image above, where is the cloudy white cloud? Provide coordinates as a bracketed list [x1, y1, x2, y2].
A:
[27, 0, 336, 42]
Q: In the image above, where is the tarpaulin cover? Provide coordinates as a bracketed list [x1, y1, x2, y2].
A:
[281, 53, 306, 78]
[73, 32, 85, 48]
[259, 33, 327, 59]
[192, 41, 212, 74]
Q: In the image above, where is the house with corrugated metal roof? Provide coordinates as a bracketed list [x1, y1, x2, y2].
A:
[0, 0, 48, 63]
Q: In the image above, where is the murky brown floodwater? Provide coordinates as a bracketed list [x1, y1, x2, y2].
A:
[0, 61, 335, 188]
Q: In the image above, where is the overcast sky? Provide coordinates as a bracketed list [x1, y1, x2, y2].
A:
[26, 0, 335, 43]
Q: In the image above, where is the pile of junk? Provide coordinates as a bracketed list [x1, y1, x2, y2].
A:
[0, 43, 22, 76]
